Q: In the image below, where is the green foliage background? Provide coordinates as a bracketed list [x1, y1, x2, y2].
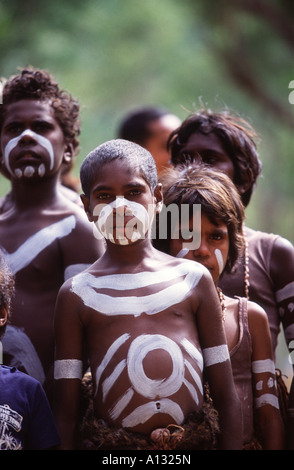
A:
[0, 0, 293, 242]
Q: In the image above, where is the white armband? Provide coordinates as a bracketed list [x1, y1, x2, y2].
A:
[54, 359, 83, 380]
[252, 359, 275, 375]
[202, 344, 230, 367]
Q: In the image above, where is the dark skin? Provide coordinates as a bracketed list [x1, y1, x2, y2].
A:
[0, 99, 104, 396]
[178, 130, 294, 446]
[54, 159, 243, 450]
[170, 213, 284, 449]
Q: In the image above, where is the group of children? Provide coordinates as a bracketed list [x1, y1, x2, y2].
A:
[0, 66, 293, 450]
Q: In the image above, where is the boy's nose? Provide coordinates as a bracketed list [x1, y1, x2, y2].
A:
[18, 130, 38, 146]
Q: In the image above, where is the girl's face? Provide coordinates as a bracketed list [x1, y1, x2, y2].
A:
[169, 213, 229, 285]
[82, 159, 162, 246]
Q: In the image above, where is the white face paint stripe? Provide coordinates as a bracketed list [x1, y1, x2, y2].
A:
[252, 359, 275, 375]
[121, 399, 184, 428]
[64, 263, 91, 281]
[54, 359, 83, 380]
[2, 215, 76, 275]
[71, 268, 203, 317]
[275, 282, 294, 303]
[215, 249, 224, 275]
[127, 335, 184, 399]
[109, 388, 134, 421]
[4, 129, 55, 176]
[203, 344, 230, 367]
[181, 338, 204, 372]
[95, 333, 130, 395]
[102, 359, 126, 402]
[176, 248, 189, 258]
[254, 394, 280, 410]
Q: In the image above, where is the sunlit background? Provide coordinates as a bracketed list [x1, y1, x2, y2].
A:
[1, 0, 293, 383]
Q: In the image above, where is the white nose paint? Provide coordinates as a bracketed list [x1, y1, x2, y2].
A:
[4, 129, 54, 178]
[94, 197, 151, 245]
[215, 249, 224, 275]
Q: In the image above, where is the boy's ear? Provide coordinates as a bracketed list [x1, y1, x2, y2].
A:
[154, 183, 163, 214]
[80, 194, 94, 222]
[63, 143, 74, 164]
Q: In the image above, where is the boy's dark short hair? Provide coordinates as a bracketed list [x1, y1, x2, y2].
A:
[0, 253, 14, 339]
[0, 67, 80, 155]
[80, 139, 158, 198]
[168, 109, 262, 207]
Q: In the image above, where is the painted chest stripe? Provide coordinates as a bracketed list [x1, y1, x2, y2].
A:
[76, 262, 202, 291]
[71, 268, 203, 317]
[2, 215, 76, 275]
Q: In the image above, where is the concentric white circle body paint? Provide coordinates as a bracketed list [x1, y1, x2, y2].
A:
[3, 129, 55, 178]
[94, 197, 151, 245]
[127, 334, 185, 399]
[215, 248, 224, 276]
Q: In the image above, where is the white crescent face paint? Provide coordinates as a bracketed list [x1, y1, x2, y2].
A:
[3, 129, 55, 179]
[93, 197, 153, 245]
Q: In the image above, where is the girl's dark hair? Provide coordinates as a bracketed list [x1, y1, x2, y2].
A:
[155, 163, 245, 274]
[0, 67, 80, 154]
[168, 109, 262, 207]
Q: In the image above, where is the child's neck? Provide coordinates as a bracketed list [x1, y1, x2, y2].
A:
[103, 238, 155, 271]
[10, 174, 61, 211]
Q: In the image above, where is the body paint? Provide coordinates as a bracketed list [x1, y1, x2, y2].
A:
[95, 333, 203, 428]
[4, 129, 54, 178]
[54, 359, 83, 379]
[255, 394, 279, 410]
[252, 359, 275, 375]
[2, 215, 76, 275]
[215, 249, 224, 275]
[202, 344, 230, 367]
[70, 262, 204, 317]
[121, 399, 185, 429]
[94, 197, 152, 245]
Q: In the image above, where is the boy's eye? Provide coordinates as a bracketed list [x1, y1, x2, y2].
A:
[97, 193, 111, 200]
[128, 189, 141, 196]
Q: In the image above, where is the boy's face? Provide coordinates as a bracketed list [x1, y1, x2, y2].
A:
[178, 132, 235, 181]
[82, 159, 162, 245]
[0, 99, 72, 180]
[169, 213, 229, 285]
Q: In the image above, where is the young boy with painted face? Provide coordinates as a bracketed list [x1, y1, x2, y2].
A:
[0, 253, 60, 450]
[157, 163, 284, 449]
[53, 139, 242, 450]
[0, 68, 104, 399]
